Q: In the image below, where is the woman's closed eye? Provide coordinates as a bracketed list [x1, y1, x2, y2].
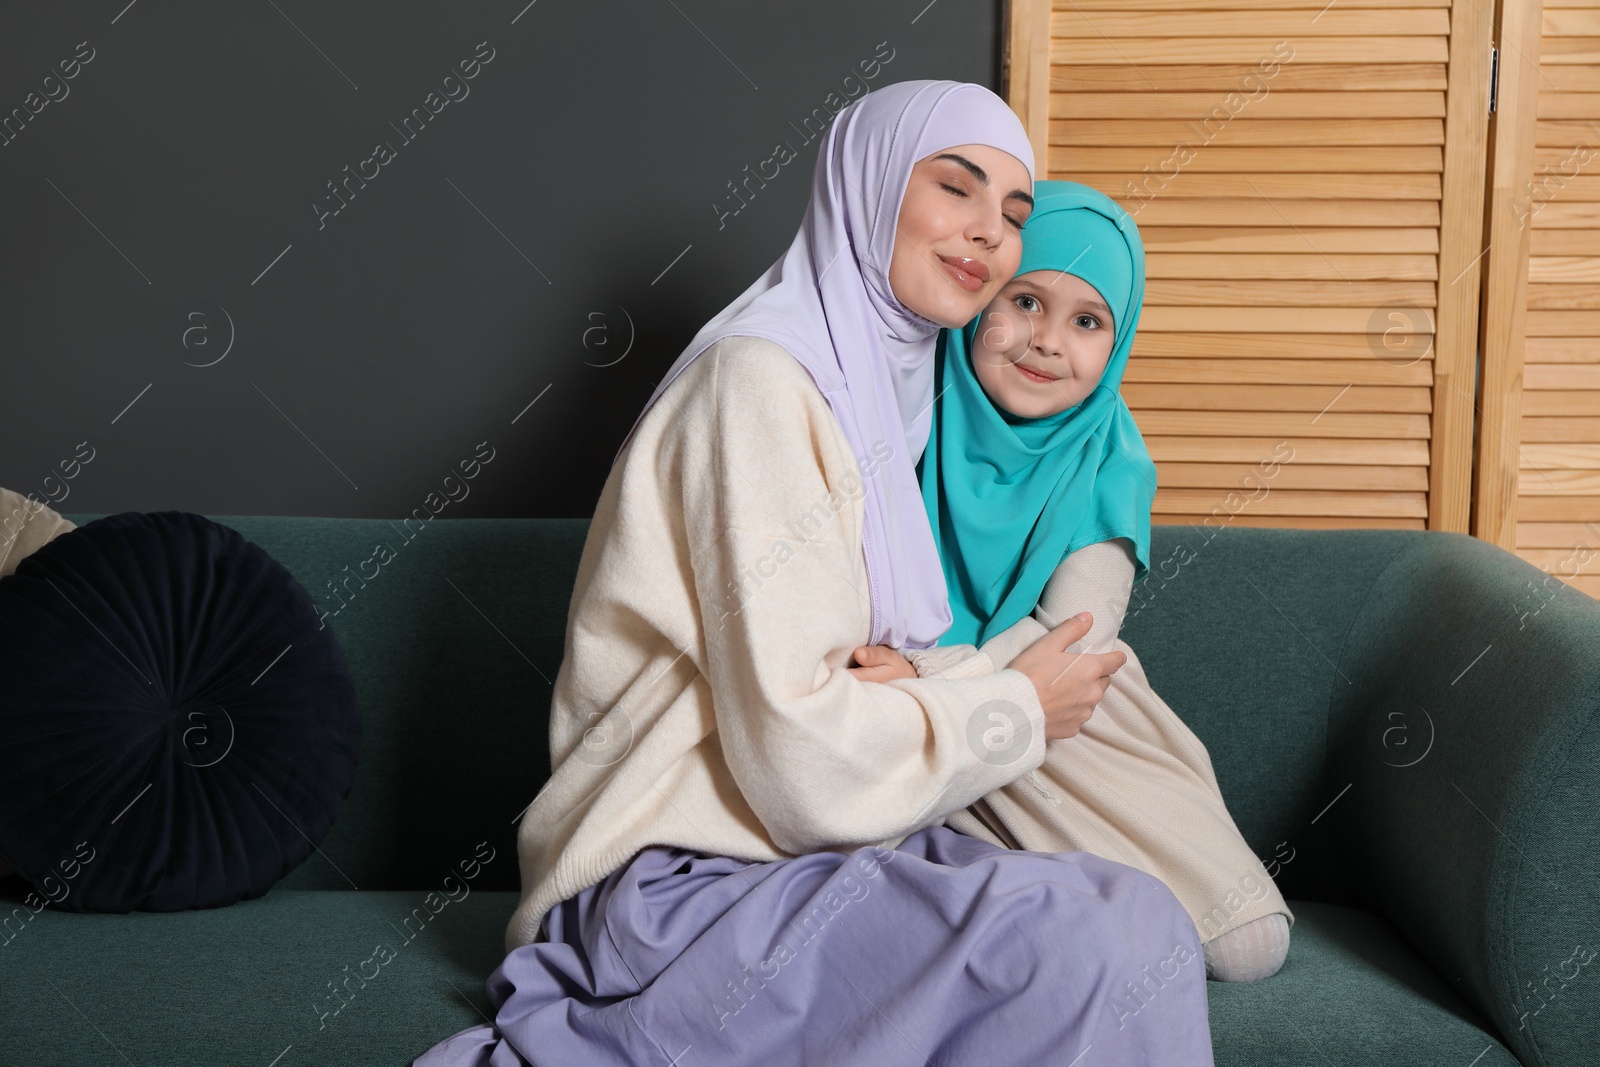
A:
[939, 183, 1026, 231]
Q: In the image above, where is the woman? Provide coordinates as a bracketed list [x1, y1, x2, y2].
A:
[414, 81, 1214, 1066]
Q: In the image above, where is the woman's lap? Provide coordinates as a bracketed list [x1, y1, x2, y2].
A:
[412, 825, 1214, 1066]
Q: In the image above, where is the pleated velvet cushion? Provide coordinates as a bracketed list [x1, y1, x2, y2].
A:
[0, 511, 360, 912]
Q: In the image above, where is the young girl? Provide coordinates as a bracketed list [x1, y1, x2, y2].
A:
[850, 180, 1294, 982]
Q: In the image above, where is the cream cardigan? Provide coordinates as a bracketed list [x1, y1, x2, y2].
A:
[505, 335, 1048, 952]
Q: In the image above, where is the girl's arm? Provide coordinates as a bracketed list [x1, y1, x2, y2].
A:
[905, 538, 1137, 678]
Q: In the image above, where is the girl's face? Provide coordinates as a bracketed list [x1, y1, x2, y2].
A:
[970, 270, 1116, 419]
[888, 144, 1033, 329]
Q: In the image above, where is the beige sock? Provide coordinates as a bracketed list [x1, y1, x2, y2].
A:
[1203, 912, 1290, 982]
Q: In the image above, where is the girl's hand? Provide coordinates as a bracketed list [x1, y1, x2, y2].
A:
[847, 644, 917, 683]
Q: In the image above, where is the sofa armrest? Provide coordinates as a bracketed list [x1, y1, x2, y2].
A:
[1325, 531, 1600, 1065]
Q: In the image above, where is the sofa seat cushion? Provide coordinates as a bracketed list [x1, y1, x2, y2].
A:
[0, 894, 1518, 1066]
[1207, 902, 1518, 1066]
[0, 887, 514, 1066]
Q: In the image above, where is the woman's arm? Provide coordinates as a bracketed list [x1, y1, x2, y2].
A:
[680, 342, 1051, 854]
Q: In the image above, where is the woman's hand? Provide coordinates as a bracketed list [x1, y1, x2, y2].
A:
[1009, 612, 1125, 740]
[847, 644, 917, 683]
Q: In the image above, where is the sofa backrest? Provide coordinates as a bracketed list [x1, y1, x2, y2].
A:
[58, 513, 1425, 900]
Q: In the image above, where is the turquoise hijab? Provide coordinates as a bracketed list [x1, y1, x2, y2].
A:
[917, 181, 1157, 647]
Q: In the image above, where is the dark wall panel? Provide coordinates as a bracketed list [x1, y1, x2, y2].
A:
[0, 1, 1001, 519]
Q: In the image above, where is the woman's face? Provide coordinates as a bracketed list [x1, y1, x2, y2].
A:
[888, 144, 1033, 328]
[969, 270, 1116, 419]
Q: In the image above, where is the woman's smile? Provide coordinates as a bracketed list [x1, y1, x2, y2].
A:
[937, 254, 990, 292]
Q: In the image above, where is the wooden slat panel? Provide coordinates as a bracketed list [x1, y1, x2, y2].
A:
[1535, 147, 1600, 169]
[1539, 36, 1600, 63]
[1516, 468, 1600, 491]
[1139, 307, 1430, 332]
[1521, 391, 1600, 415]
[1138, 227, 1439, 252]
[1154, 488, 1429, 516]
[1528, 336, 1600, 359]
[1132, 331, 1434, 358]
[1534, 64, 1600, 91]
[1536, 119, 1600, 145]
[1153, 513, 1428, 530]
[1061, 0, 1451, 8]
[1536, 93, 1600, 117]
[1506, 175, 1600, 200]
[1051, 64, 1447, 92]
[1054, 118, 1445, 146]
[1145, 436, 1432, 464]
[1525, 202, 1600, 226]
[1051, 37, 1449, 64]
[1053, 10, 1450, 35]
[1054, 147, 1443, 172]
[1132, 411, 1431, 438]
[1124, 383, 1432, 411]
[1146, 252, 1438, 279]
[1524, 444, 1600, 468]
[1529, 256, 1600, 281]
[1545, 10, 1600, 33]
[1159, 462, 1429, 490]
[1526, 309, 1600, 333]
[1516, 521, 1600, 546]
[1529, 228, 1600, 253]
[1017, 0, 1496, 534]
[1518, 494, 1600, 517]
[1065, 173, 1443, 200]
[1120, 200, 1440, 227]
[1528, 282, 1600, 307]
[1144, 280, 1436, 306]
[1125, 358, 1433, 385]
[1516, 547, 1600, 571]
[1519, 464, 1578, 495]
[1052, 91, 1446, 119]
[1524, 363, 1600, 387]
[1522, 418, 1600, 440]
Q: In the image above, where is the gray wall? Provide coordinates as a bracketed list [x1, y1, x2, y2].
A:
[1, 1, 1001, 520]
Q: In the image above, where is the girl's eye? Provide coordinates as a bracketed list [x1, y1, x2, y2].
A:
[1074, 314, 1101, 330]
[1014, 294, 1040, 313]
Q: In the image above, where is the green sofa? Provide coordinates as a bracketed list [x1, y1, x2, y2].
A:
[2, 515, 1596, 1066]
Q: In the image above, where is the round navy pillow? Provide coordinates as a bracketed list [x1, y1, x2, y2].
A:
[0, 511, 360, 912]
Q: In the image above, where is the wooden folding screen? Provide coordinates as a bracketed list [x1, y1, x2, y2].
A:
[1003, 0, 1495, 532]
[1476, 0, 1600, 599]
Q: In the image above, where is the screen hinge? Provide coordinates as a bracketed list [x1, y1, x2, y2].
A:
[1489, 45, 1500, 114]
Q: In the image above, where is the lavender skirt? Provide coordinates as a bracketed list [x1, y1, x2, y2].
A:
[413, 824, 1213, 1066]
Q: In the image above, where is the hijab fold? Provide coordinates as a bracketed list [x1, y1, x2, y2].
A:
[918, 181, 1157, 648]
[617, 80, 1036, 650]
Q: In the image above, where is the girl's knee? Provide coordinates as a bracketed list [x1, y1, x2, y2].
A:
[1202, 912, 1290, 982]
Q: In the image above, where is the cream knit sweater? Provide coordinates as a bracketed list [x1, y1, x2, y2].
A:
[505, 335, 1049, 953]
